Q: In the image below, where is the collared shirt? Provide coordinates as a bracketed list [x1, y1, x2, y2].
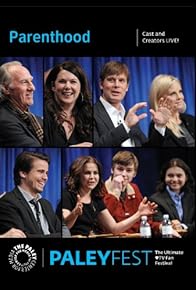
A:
[18, 186, 50, 234]
[154, 124, 166, 136]
[166, 185, 184, 221]
[100, 96, 135, 147]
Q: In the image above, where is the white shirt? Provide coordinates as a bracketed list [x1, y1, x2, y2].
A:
[100, 96, 135, 147]
[18, 186, 50, 235]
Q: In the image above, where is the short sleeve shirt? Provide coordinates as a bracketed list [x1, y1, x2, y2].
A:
[62, 190, 106, 236]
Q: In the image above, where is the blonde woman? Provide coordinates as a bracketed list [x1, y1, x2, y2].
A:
[149, 74, 195, 147]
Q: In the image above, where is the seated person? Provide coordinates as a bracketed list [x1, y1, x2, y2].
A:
[44, 61, 92, 147]
[57, 155, 157, 236]
[0, 151, 70, 238]
[93, 61, 171, 147]
[103, 151, 161, 236]
[149, 74, 195, 147]
[150, 158, 195, 238]
[0, 61, 43, 147]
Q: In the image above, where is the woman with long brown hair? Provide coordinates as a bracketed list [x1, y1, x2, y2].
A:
[44, 61, 93, 147]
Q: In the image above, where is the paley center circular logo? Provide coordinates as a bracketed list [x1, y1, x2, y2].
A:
[8, 244, 37, 272]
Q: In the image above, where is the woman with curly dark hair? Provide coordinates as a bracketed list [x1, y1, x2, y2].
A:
[44, 61, 93, 147]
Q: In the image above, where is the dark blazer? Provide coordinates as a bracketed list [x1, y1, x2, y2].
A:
[0, 188, 61, 238]
[149, 113, 195, 147]
[150, 189, 195, 237]
[93, 100, 163, 147]
[0, 102, 42, 147]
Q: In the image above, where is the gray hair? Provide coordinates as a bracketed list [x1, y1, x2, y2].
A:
[0, 61, 22, 98]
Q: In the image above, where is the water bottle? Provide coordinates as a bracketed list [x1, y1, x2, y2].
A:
[162, 214, 173, 238]
[140, 215, 151, 238]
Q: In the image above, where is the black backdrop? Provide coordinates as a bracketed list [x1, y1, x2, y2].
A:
[0, 5, 194, 277]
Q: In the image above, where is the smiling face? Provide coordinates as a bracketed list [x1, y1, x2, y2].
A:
[6, 65, 35, 109]
[52, 69, 81, 108]
[100, 73, 129, 108]
[79, 162, 100, 193]
[20, 159, 49, 196]
[161, 80, 185, 114]
[165, 166, 187, 193]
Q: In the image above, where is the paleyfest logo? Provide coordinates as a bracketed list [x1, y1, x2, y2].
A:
[8, 244, 37, 272]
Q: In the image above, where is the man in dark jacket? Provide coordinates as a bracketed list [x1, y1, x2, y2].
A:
[0, 60, 43, 147]
[93, 61, 170, 147]
[0, 151, 70, 238]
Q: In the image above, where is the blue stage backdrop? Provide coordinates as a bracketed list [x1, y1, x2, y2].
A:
[1, 57, 194, 137]
[92, 57, 195, 136]
[44, 57, 92, 91]
[43, 56, 195, 137]
[0, 148, 61, 210]
[0, 57, 43, 117]
[62, 148, 194, 199]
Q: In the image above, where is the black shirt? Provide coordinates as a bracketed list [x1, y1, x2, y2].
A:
[44, 107, 92, 147]
[61, 190, 106, 236]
